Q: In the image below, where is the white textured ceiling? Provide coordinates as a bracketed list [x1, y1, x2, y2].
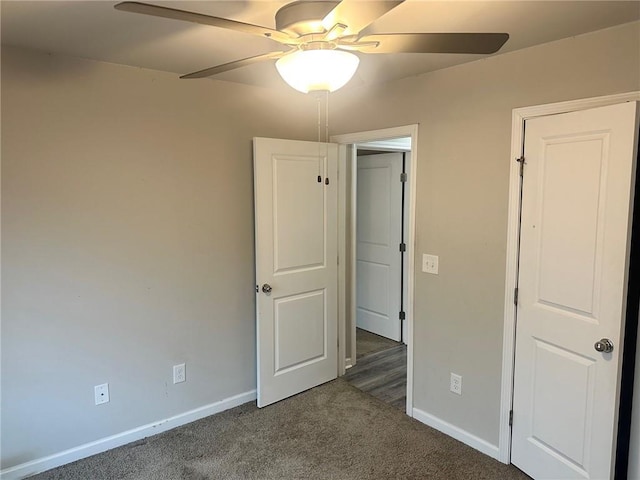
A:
[2, 1, 639, 90]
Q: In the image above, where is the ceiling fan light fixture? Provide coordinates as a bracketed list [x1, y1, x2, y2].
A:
[275, 49, 359, 93]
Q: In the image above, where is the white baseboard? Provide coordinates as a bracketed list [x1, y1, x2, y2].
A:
[412, 407, 500, 461]
[1, 389, 257, 480]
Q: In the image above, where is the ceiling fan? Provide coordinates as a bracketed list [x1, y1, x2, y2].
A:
[115, 0, 509, 90]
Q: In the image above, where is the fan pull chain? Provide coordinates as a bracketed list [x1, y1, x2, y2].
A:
[324, 90, 329, 185]
[314, 91, 331, 185]
[325, 90, 329, 143]
[317, 94, 322, 183]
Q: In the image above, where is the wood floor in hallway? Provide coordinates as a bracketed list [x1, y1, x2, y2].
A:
[344, 328, 407, 412]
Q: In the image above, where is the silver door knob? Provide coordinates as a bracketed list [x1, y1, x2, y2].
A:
[594, 338, 614, 353]
[261, 284, 272, 294]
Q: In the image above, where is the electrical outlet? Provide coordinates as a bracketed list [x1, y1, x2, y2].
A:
[94, 383, 109, 405]
[173, 363, 186, 384]
[450, 373, 462, 395]
[422, 254, 439, 274]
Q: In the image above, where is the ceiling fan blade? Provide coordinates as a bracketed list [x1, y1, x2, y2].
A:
[354, 33, 509, 54]
[114, 2, 296, 45]
[321, 0, 404, 36]
[180, 51, 288, 79]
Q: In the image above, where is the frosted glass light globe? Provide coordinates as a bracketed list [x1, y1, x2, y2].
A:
[276, 49, 359, 93]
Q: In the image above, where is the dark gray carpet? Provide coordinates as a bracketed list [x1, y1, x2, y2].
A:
[356, 327, 401, 359]
[31, 379, 530, 480]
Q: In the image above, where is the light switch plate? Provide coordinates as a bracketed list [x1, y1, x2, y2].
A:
[422, 254, 439, 274]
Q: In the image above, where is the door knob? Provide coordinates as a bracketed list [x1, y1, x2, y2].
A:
[594, 338, 614, 353]
[261, 284, 272, 294]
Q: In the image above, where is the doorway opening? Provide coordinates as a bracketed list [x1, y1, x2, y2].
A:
[332, 126, 418, 416]
[345, 140, 410, 411]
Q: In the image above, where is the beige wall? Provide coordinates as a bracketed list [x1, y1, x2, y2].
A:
[0, 46, 318, 469]
[332, 21, 640, 447]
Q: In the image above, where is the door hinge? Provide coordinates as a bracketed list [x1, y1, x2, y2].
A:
[514, 287, 519, 306]
[400, 172, 407, 183]
[399, 311, 406, 320]
[399, 242, 406, 252]
[516, 157, 525, 177]
[509, 410, 513, 426]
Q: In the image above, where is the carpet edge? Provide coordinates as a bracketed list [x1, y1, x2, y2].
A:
[412, 407, 502, 461]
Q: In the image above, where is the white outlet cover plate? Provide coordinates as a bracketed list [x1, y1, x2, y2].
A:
[173, 363, 186, 384]
[94, 383, 109, 405]
[422, 254, 439, 274]
[450, 373, 462, 395]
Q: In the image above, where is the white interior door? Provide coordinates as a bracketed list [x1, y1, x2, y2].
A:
[254, 137, 338, 408]
[356, 152, 403, 341]
[511, 102, 639, 479]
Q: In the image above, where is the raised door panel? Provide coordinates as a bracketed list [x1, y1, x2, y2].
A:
[273, 156, 325, 273]
[535, 135, 607, 318]
[274, 289, 327, 374]
[357, 165, 391, 248]
[528, 340, 596, 476]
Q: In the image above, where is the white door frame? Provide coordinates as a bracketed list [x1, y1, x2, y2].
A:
[331, 124, 418, 416]
[499, 92, 640, 463]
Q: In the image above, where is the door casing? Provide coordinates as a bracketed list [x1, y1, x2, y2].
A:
[500, 92, 640, 463]
[332, 124, 418, 417]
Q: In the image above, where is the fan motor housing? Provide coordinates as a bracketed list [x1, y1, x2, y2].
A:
[275, 1, 339, 36]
